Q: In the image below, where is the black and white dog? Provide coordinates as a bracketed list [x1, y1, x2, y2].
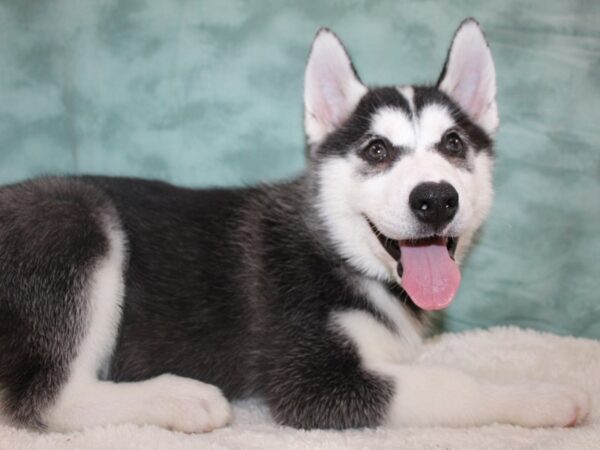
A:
[0, 19, 589, 433]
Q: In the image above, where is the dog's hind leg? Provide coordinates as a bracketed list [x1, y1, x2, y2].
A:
[0, 179, 231, 432]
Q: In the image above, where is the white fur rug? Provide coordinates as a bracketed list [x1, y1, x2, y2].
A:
[2, 327, 599, 450]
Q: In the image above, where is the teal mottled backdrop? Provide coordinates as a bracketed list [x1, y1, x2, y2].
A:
[0, 0, 599, 337]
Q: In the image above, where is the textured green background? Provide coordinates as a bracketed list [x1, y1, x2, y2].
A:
[1, 0, 599, 337]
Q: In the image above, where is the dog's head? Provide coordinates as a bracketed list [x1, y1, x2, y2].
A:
[305, 19, 497, 311]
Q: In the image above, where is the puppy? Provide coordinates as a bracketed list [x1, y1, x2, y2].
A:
[0, 19, 589, 432]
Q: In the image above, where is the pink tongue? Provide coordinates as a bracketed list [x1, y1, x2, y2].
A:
[399, 239, 461, 311]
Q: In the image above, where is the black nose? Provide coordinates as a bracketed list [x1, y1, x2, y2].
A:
[409, 181, 459, 230]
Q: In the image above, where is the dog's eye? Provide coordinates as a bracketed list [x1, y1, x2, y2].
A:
[363, 139, 390, 163]
[442, 130, 465, 155]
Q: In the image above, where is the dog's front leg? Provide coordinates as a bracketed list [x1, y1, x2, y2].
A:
[375, 363, 590, 428]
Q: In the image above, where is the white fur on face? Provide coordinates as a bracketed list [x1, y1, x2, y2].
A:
[370, 107, 416, 149]
[316, 96, 494, 281]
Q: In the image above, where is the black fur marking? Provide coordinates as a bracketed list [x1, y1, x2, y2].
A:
[316, 84, 491, 174]
[317, 87, 411, 158]
[413, 86, 493, 155]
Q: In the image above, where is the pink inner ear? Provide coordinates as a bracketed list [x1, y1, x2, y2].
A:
[315, 78, 339, 126]
[454, 70, 483, 119]
[309, 57, 352, 129]
[438, 21, 497, 132]
[321, 79, 349, 127]
[304, 30, 367, 143]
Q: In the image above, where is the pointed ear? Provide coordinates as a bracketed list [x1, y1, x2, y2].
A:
[304, 29, 367, 145]
[438, 19, 498, 135]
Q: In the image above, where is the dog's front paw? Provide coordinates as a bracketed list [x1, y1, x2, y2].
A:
[507, 382, 590, 428]
[150, 374, 232, 433]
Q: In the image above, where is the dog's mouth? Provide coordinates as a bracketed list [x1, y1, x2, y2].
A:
[367, 219, 461, 311]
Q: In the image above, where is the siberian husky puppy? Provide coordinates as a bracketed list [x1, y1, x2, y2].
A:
[0, 19, 589, 432]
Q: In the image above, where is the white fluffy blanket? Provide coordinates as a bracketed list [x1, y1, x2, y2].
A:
[2, 327, 599, 450]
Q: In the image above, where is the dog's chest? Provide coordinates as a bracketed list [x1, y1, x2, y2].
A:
[331, 278, 424, 366]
